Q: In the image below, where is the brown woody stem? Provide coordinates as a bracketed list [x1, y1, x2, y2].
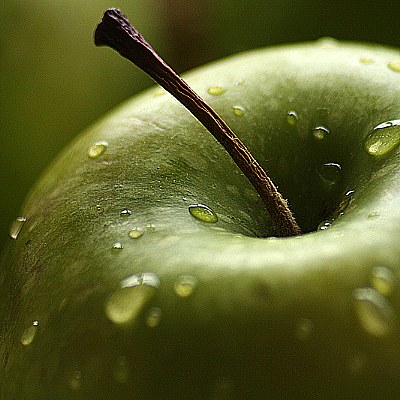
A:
[94, 8, 301, 237]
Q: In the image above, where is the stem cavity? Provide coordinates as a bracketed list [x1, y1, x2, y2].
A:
[94, 8, 301, 237]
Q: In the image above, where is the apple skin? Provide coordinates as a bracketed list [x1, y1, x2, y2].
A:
[1, 41, 400, 399]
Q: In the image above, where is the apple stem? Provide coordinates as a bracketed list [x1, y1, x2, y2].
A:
[94, 8, 301, 237]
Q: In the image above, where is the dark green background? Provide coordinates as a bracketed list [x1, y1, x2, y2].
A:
[1, 0, 399, 250]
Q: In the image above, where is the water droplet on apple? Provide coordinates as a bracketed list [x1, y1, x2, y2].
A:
[121, 272, 161, 288]
[333, 190, 354, 218]
[364, 119, 400, 156]
[68, 370, 82, 391]
[210, 376, 235, 399]
[317, 162, 342, 186]
[88, 141, 108, 159]
[105, 273, 160, 325]
[112, 242, 123, 251]
[21, 320, 39, 346]
[316, 37, 337, 48]
[294, 318, 314, 341]
[9, 217, 27, 239]
[189, 204, 218, 223]
[113, 356, 130, 384]
[146, 224, 156, 232]
[359, 57, 374, 65]
[370, 266, 396, 297]
[207, 86, 226, 96]
[387, 61, 400, 73]
[232, 105, 246, 117]
[174, 275, 198, 298]
[128, 228, 144, 239]
[287, 110, 299, 126]
[353, 287, 396, 337]
[146, 307, 162, 328]
[120, 208, 132, 217]
[312, 126, 330, 140]
[367, 211, 380, 219]
[318, 220, 332, 230]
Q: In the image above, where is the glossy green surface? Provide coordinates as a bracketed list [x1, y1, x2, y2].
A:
[1, 41, 400, 399]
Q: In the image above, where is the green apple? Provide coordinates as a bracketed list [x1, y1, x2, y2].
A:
[1, 9, 400, 399]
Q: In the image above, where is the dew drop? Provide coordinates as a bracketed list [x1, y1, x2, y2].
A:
[21, 320, 39, 346]
[146, 224, 156, 232]
[128, 228, 144, 239]
[333, 190, 354, 218]
[189, 204, 218, 223]
[370, 266, 396, 297]
[174, 275, 198, 298]
[146, 307, 162, 328]
[364, 119, 400, 156]
[318, 220, 332, 231]
[232, 105, 245, 117]
[207, 86, 226, 96]
[120, 208, 132, 217]
[342, 189, 354, 205]
[9, 217, 27, 239]
[112, 242, 123, 251]
[317, 37, 337, 48]
[317, 162, 342, 187]
[287, 110, 299, 126]
[59, 298, 68, 311]
[367, 211, 380, 219]
[68, 370, 82, 391]
[353, 287, 396, 337]
[387, 61, 400, 73]
[312, 126, 330, 140]
[359, 57, 374, 65]
[88, 141, 108, 159]
[121, 272, 161, 288]
[113, 356, 130, 384]
[294, 318, 314, 341]
[105, 273, 160, 325]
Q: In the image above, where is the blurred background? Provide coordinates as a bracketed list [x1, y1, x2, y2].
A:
[1, 0, 400, 250]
